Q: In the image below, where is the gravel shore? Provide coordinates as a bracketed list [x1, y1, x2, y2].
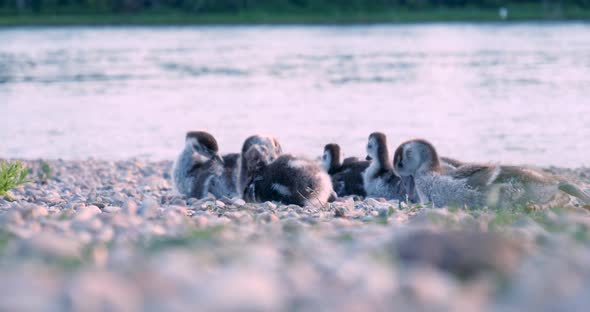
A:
[1, 159, 590, 311]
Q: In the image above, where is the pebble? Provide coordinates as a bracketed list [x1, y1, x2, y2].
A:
[66, 270, 142, 312]
[334, 206, 348, 218]
[138, 198, 159, 217]
[24, 204, 49, 218]
[71, 217, 94, 233]
[365, 198, 381, 207]
[22, 232, 81, 259]
[0, 209, 23, 225]
[257, 212, 280, 224]
[264, 202, 277, 210]
[123, 199, 138, 215]
[75, 205, 102, 221]
[232, 198, 246, 206]
[103, 206, 122, 213]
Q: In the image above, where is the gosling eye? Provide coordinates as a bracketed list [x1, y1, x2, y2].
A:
[322, 154, 327, 160]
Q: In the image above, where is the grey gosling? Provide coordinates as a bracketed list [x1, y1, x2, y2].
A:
[393, 139, 590, 209]
[363, 132, 416, 202]
[243, 145, 335, 206]
[321, 143, 369, 197]
[172, 131, 239, 199]
[236, 134, 283, 196]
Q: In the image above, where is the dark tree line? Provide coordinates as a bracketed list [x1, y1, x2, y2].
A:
[1, 0, 588, 14]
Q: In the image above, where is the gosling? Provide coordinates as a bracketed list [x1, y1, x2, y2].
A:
[393, 139, 590, 209]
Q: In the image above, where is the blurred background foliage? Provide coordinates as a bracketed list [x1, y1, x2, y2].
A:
[1, 0, 588, 15]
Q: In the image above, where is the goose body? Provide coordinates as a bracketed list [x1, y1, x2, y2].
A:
[362, 132, 415, 202]
[393, 139, 590, 208]
[172, 131, 238, 199]
[243, 149, 334, 206]
[321, 143, 369, 197]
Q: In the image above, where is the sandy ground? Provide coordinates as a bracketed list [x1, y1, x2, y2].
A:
[1, 159, 590, 311]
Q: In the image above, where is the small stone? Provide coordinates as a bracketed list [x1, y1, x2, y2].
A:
[164, 205, 188, 216]
[218, 196, 234, 205]
[188, 198, 201, 206]
[365, 198, 381, 207]
[23, 232, 81, 259]
[75, 205, 102, 221]
[332, 218, 353, 227]
[103, 206, 122, 213]
[96, 226, 114, 243]
[264, 202, 277, 210]
[40, 191, 64, 205]
[91, 202, 106, 209]
[232, 198, 246, 206]
[334, 207, 348, 218]
[66, 271, 141, 312]
[339, 197, 355, 210]
[160, 195, 185, 206]
[123, 199, 138, 215]
[138, 198, 159, 217]
[150, 224, 167, 235]
[257, 212, 279, 224]
[201, 201, 216, 210]
[91, 245, 109, 267]
[194, 215, 208, 227]
[72, 217, 103, 233]
[111, 193, 127, 205]
[19, 204, 48, 219]
[0, 209, 23, 225]
[215, 200, 226, 208]
[170, 197, 186, 207]
[399, 268, 456, 307]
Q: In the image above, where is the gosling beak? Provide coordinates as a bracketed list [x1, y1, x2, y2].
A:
[366, 155, 372, 161]
[213, 154, 224, 165]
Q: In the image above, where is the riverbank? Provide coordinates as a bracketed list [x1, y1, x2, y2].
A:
[0, 159, 589, 310]
[1, 5, 590, 26]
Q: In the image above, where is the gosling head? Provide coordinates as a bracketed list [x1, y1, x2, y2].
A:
[393, 139, 441, 177]
[322, 143, 342, 173]
[366, 132, 390, 166]
[241, 134, 282, 163]
[243, 145, 272, 182]
[185, 131, 223, 164]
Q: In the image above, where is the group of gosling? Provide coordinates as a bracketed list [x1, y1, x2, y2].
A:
[173, 131, 590, 209]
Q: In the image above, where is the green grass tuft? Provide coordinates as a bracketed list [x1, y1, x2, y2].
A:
[0, 160, 31, 199]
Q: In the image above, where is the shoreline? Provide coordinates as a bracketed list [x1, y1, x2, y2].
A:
[1, 6, 590, 27]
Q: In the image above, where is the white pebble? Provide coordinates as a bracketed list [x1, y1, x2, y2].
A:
[75, 205, 102, 221]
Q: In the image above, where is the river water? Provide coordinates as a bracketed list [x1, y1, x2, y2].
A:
[1, 23, 589, 167]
